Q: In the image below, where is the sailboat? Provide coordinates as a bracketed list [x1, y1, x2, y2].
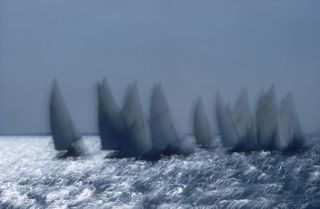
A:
[121, 82, 152, 158]
[216, 91, 239, 148]
[150, 84, 181, 155]
[277, 92, 304, 151]
[50, 80, 82, 156]
[193, 97, 212, 148]
[255, 86, 279, 150]
[231, 88, 257, 151]
[97, 78, 124, 151]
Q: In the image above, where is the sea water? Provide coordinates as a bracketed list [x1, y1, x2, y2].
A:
[0, 136, 319, 209]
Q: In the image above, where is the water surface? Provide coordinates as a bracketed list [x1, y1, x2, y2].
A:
[0, 136, 319, 209]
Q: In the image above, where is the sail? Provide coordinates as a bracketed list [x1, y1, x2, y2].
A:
[97, 78, 123, 150]
[277, 92, 303, 150]
[255, 86, 279, 150]
[50, 80, 80, 151]
[216, 92, 239, 148]
[121, 82, 152, 157]
[150, 84, 180, 153]
[232, 88, 257, 150]
[193, 97, 212, 148]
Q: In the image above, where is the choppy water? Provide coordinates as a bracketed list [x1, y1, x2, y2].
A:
[0, 136, 319, 209]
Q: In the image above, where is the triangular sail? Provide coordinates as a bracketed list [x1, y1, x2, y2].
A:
[277, 92, 303, 150]
[255, 86, 279, 150]
[150, 84, 180, 153]
[193, 97, 212, 148]
[216, 92, 239, 148]
[232, 88, 257, 150]
[50, 80, 80, 151]
[122, 82, 143, 125]
[97, 78, 123, 150]
[121, 82, 152, 157]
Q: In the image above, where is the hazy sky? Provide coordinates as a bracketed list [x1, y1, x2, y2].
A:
[0, 0, 320, 134]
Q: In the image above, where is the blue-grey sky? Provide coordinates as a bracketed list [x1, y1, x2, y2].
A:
[0, 0, 320, 134]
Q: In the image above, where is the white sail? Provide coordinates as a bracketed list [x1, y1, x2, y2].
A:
[216, 92, 239, 148]
[150, 84, 180, 153]
[50, 80, 80, 152]
[232, 88, 251, 140]
[97, 78, 123, 150]
[255, 86, 279, 149]
[232, 88, 257, 150]
[193, 97, 212, 148]
[121, 82, 152, 157]
[277, 92, 303, 150]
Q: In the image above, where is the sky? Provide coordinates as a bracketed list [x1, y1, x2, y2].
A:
[0, 0, 320, 135]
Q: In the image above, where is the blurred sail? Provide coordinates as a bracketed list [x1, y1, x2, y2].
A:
[97, 78, 123, 150]
[150, 84, 180, 153]
[255, 86, 279, 150]
[50, 80, 80, 153]
[232, 88, 257, 150]
[277, 93, 304, 150]
[193, 97, 212, 148]
[121, 82, 152, 157]
[216, 92, 239, 148]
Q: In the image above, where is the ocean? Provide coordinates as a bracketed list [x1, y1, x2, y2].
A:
[0, 136, 319, 209]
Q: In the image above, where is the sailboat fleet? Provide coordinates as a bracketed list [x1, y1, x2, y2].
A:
[50, 79, 305, 159]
